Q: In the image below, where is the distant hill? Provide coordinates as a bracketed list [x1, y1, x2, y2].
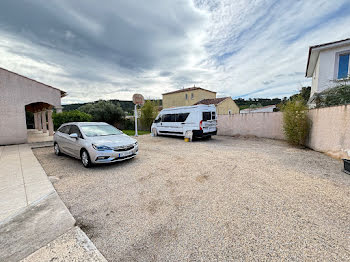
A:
[63, 99, 162, 115]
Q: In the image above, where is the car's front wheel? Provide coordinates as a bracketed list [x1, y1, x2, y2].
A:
[81, 149, 92, 168]
[54, 143, 61, 156]
[152, 128, 158, 137]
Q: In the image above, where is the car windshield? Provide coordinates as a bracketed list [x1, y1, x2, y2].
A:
[80, 125, 122, 137]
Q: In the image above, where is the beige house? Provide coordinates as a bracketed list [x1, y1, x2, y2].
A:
[162, 86, 216, 108]
[194, 97, 240, 115]
[0, 67, 66, 145]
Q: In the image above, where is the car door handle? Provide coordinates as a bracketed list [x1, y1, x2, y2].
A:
[181, 123, 185, 124]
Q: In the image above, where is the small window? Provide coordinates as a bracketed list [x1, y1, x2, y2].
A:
[69, 125, 82, 138]
[176, 113, 190, 122]
[162, 114, 175, 122]
[338, 54, 350, 79]
[212, 112, 216, 120]
[202, 112, 211, 121]
[185, 94, 188, 100]
[191, 93, 194, 99]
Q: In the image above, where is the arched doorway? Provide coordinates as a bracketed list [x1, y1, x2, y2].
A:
[25, 102, 55, 143]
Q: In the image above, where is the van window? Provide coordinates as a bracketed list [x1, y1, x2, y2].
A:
[202, 112, 211, 121]
[154, 116, 161, 123]
[212, 112, 216, 120]
[162, 114, 175, 122]
[176, 113, 189, 122]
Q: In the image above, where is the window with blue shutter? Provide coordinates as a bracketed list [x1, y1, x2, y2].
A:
[338, 54, 349, 79]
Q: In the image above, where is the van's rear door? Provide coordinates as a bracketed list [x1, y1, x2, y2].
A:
[201, 111, 217, 133]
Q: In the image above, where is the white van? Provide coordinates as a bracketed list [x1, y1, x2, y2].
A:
[151, 105, 217, 139]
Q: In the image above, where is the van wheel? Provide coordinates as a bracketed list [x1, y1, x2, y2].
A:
[54, 143, 61, 156]
[152, 128, 158, 137]
[81, 150, 91, 168]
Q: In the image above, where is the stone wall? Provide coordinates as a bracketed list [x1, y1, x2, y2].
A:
[218, 105, 350, 158]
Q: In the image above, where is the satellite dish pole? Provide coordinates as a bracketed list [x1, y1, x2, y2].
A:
[132, 94, 145, 137]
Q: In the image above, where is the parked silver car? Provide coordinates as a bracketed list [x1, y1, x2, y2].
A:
[53, 122, 138, 167]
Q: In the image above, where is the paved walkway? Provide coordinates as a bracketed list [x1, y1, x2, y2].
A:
[0, 143, 107, 261]
[0, 144, 55, 221]
[27, 129, 53, 143]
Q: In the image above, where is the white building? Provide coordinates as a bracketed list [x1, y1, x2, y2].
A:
[0, 67, 66, 145]
[306, 38, 350, 106]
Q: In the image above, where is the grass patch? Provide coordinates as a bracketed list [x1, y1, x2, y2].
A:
[122, 130, 150, 136]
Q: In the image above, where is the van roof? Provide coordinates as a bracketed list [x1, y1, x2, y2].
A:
[161, 104, 215, 111]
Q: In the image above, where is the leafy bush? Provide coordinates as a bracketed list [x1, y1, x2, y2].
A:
[315, 84, 350, 108]
[78, 100, 125, 125]
[53, 110, 92, 130]
[140, 100, 157, 131]
[282, 96, 309, 146]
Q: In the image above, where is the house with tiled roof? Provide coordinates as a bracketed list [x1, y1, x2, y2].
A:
[194, 97, 240, 115]
[162, 86, 216, 108]
[162, 86, 239, 115]
[306, 38, 350, 107]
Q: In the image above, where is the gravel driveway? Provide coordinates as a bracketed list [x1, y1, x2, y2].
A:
[33, 135, 350, 261]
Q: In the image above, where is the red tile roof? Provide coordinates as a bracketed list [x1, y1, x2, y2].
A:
[194, 97, 229, 105]
[162, 87, 216, 95]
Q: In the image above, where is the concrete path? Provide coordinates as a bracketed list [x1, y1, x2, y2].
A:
[21, 226, 107, 262]
[27, 129, 53, 143]
[0, 144, 54, 221]
[0, 144, 107, 261]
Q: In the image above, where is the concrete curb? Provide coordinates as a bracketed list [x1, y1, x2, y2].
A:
[21, 226, 107, 262]
[0, 191, 75, 262]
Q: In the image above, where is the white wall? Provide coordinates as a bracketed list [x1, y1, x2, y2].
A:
[0, 69, 62, 145]
[315, 44, 350, 95]
[218, 105, 350, 159]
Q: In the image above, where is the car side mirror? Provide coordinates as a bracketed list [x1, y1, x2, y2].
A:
[69, 133, 78, 139]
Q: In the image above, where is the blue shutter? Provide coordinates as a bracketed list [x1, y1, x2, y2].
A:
[338, 54, 349, 79]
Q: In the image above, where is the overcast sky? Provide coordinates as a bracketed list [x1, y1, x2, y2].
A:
[1, 0, 350, 104]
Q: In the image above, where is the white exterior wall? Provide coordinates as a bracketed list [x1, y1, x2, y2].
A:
[310, 56, 320, 98]
[313, 44, 350, 96]
[0, 69, 62, 145]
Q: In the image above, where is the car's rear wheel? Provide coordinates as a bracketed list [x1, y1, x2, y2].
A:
[81, 150, 91, 168]
[54, 143, 61, 156]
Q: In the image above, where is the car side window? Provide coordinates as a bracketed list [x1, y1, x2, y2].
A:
[69, 125, 83, 138]
[59, 125, 70, 134]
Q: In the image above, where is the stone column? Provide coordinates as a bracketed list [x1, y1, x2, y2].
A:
[41, 111, 47, 133]
[34, 112, 38, 130]
[55, 106, 63, 113]
[37, 112, 42, 131]
[47, 110, 54, 136]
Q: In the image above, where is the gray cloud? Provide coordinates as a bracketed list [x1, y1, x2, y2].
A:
[0, 0, 349, 103]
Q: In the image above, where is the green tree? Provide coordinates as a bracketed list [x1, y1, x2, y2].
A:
[78, 100, 125, 125]
[52, 110, 92, 130]
[282, 96, 309, 146]
[140, 100, 157, 131]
